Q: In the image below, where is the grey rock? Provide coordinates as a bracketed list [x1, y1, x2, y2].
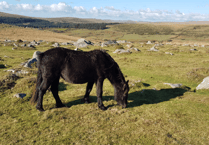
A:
[129, 48, 140, 52]
[13, 43, 18, 47]
[190, 49, 197, 51]
[12, 47, 17, 50]
[74, 38, 93, 48]
[52, 43, 60, 47]
[164, 83, 183, 88]
[15, 70, 29, 76]
[21, 44, 26, 47]
[148, 46, 159, 52]
[116, 40, 127, 44]
[24, 58, 37, 68]
[201, 45, 205, 47]
[32, 51, 41, 61]
[103, 40, 117, 45]
[165, 52, 174, 55]
[146, 41, 152, 44]
[113, 49, 131, 54]
[196, 77, 209, 90]
[14, 93, 26, 99]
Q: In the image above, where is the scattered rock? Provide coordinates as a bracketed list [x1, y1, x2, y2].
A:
[61, 42, 70, 45]
[116, 40, 127, 44]
[194, 44, 199, 47]
[32, 51, 42, 61]
[129, 48, 140, 52]
[24, 58, 37, 68]
[12, 47, 17, 50]
[14, 93, 26, 99]
[74, 38, 93, 48]
[165, 52, 174, 55]
[201, 45, 205, 47]
[21, 44, 26, 47]
[196, 77, 209, 90]
[190, 49, 197, 51]
[38, 40, 44, 43]
[102, 40, 117, 47]
[182, 44, 189, 46]
[113, 49, 131, 54]
[148, 46, 159, 52]
[13, 43, 18, 47]
[52, 43, 60, 47]
[27, 44, 35, 48]
[146, 41, 152, 44]
[164, 83, 183, 88]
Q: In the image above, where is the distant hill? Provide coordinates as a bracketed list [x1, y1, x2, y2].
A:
[0, 12, 121, 30]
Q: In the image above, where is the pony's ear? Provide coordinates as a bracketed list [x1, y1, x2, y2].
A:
[126, 80, 129, 84]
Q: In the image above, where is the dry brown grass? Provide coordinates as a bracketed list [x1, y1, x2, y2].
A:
[0, 26, 80, 42]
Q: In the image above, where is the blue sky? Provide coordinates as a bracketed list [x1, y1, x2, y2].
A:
[1, 0, 209, 22]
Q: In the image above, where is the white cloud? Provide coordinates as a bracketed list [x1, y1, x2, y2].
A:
[0, 1, 10, 9]
[0, 1, 209, 22]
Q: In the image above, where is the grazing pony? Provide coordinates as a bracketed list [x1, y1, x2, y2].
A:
[31, 47, 129, 111]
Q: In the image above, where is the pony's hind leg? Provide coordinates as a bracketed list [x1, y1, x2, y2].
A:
[51, 77, 65, 108]
[36, 78, 52, 111]
[83, 82, 94, 103]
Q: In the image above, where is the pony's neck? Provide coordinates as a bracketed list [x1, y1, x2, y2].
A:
[108, 67, 125, 88]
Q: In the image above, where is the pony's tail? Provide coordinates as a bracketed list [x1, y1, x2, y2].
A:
[31, 53, 43, 104]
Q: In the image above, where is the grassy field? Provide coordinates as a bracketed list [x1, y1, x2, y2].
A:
[1, 23, 209, 144]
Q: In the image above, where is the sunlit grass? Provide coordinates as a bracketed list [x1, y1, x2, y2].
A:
[1, 24, 209, 144]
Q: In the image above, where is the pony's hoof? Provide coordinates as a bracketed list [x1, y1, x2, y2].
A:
[81, 98, 91, 104]
[99, 105, 107, 110]
[36, 106, 45, 112]
[55, 103, 66, 108]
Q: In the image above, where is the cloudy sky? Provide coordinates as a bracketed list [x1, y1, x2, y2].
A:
[0, 0, 209, 22]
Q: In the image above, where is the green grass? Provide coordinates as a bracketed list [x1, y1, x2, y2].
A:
[1, 26, 209, 144]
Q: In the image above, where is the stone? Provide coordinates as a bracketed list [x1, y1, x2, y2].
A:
[165, 52, 174, 55]
[21, 44, 26, 47]
[146, 41, 152, 44]
[32, 51, 42, 61]
[52, 43, 60, 47]
[148, 46, 159, 52]
[12, 47, 17, 50]
[14, 93, 26, 99]
[15, 70, 29, 76]
[113, 49, 131, 54]
[74, 38, 93, 48]
[164, 83, 183, 88]
[196, 77, 209, 90]
[24, 58, 37, 68]
[190, 49, 197, 51]
[129, 48, 140, 52]
[116, 40, 127, 44]
[27, 44, 35, 48]
[61, 42, 70, 45]
[13, 43, 18, 47]
[201, 45, 205, 47]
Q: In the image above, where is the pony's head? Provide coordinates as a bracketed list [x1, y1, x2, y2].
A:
[114, 80, 129, 108]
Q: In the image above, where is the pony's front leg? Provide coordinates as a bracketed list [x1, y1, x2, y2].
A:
[83, 82, 94, 103]
[96, 78, 107, 110]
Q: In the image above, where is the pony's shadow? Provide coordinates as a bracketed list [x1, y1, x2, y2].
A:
[63, 87, 190, 109]
[65, 95, 114, 108]
[127, 87, 190, 108]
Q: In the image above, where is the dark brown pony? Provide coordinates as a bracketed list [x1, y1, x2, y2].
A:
[31, 47, 129, 111]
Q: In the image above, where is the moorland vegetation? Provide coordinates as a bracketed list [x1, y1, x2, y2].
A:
[0, 21, 209, 144]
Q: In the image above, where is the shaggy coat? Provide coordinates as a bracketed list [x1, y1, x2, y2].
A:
[31, 47, 129, 111]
